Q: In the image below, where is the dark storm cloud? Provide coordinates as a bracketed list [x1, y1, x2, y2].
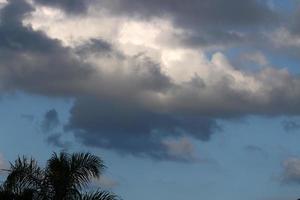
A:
[41, 109, 60, 132]
[65, 97, 220, 161]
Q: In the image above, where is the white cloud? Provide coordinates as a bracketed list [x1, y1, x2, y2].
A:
[22, 1, 300, 118]
[270, 28, 300, 48]
[92, 175, 119, 189]
[162, 137, 198, 161]
[23, 4, 263, 90]
[26, 7, 260, 86]
[24, 4, 123, 47]
[240, 51, 268, 66]
[281, 157, 300, 184]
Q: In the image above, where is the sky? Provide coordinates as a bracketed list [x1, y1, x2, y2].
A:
[1, 0, 300, 199]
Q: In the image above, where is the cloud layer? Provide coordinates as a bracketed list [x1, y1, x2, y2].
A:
[1, 0, 300, 161]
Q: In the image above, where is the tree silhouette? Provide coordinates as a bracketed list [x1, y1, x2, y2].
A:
[0, 152, 119, 200]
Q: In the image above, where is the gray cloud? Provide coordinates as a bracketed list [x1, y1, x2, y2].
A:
[0, 0, 95, 96]
[28, 0, 279, 48]
[65, 97, 220, 161]
[41, 109, 60, 132]
[178, 30, 245, 48]
[46, 133, 71, 149]
[75, 39, 112, 56]
[244, 145, 268, 158]
[40, 109, 71, 149]
[1, 0, 300, 161]
[282, 120, 300, 132]
[244, 145, 263, 151]
[1, 0, 33, 25]
[30, 0, 276, 28]
[281, 157, 300, 184]
[100, 0, 278, 48]
[287, 5, 300, 36]
[162, 137, 199, 162]
[102, 0, 275, 27]
[152, 73, 300, 117]
[33, 0, 90, 14]
[92, 176, 119, 189]
[56, 49, 300, 160]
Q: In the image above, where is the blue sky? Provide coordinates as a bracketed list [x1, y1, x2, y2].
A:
[1, 0, 300, 200]
[1, 93, 300, 200]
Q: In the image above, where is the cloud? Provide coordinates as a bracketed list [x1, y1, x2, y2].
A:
[33, 0, 90, 14]
[244, 145, 268, 158]
[244, 145, 264, 152]
[1, 0, 33, 25]
[239, 51, 269, 67]
[25, 0, 279, 49]
[28, 0, 276, 28]
[65, 97, 219, 161]
[46, 133, 71, 149]
[282, 120, 300, 132]
[288, 6, 300, 36]
[101, 0, 276, 27]
[162, 137, 198, 162]
[92, 176, 119, 189]
[41, 109, 60, 132]
[281, 157, 300, 184]
[1, 0, 300, 161]
[0, 153, 7, 175]
[101, 0, 278, 48]
[40, 109, 71, 149]
[0, 0, 95, 96]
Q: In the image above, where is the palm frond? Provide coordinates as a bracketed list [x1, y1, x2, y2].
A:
[70, 152, 105, 189]
[4, 156, 42, 195]
[44, 152, 72, 199]
[0, 152, 115, 200]
[80, 190, 118, 200]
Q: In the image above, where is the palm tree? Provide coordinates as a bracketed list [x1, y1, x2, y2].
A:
[0, 152, 119, 200]
[79, 191, 118, 200]
[1, 157, 43, 199]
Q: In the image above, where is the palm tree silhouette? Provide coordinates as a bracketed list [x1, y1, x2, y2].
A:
[0, 152, 119, 200]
